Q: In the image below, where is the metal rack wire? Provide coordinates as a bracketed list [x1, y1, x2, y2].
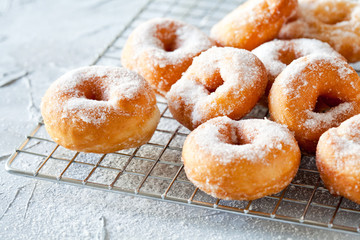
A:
[5, 0, 360, 235]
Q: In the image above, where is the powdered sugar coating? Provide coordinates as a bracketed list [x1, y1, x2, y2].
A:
[41, 66, 156, 126]
[210, 0, 297, 50]
[279, 54, 357, 97]
[182, 116, 300, 200]
[62, 98, 111, 125]
[322, 114, 360, 173]
[40, 66, 160, 153]
[127, 18, 213, 67]
[317, 114, 360, 203]
[269, 54, 360, 152]
[167, 47, 267, 130]
[121, 18, 215, 95]
[193, 117, 296, 164]
[252, 38, 342, 81]
[279, 0, 360, 62]
[303, 102, 355, 129]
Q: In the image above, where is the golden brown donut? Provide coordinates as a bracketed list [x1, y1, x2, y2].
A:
[279, 0, 360, 62]
[269, 55, 360, 153]
[211, 0, 298, 50]
[252, 38, 343, 94]
[167, 47, 267, 130]
[182, 117, 301, 200]
[121, 18, 215, 96]
[41, 66, 160, 153]
[316, 114, 360, 204]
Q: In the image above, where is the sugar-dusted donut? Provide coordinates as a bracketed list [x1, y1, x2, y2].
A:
[269, 55, 360, 153]
[41, 66, 160, 153]
[182, 117, 301, 200]
[211, 0, 297, 50]
[167, 47, 267, 130]
[252, 38, 343, 93]
[121, 18, 215, 96]
[317, 114, 360, 204]
[279, 0, 360, 62]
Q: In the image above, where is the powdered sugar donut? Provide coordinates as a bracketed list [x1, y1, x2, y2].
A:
[41, 66, 160, 153]
[279, 0, 360, 62]
[252, 38, 343, 93]
[316, 114, 360, 204]
[167, 47, 267, 130]
[269, 55, 360, 153]
[121, 18, 215, 96]
[211, 0, 297, 50]
[182, 117, 301, 200]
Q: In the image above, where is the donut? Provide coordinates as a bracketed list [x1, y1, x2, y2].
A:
[167, 47, 268, 130]
[41, 66, 160, 153]
[182, 117, 301, 200]
[316, 114, 360, 204]
[210, 0, 298, 50]
[121, 18, 215, 96]
[269, 55, 360, 153]
[278, 0, 360, 62]
[252, 38, 343, 94]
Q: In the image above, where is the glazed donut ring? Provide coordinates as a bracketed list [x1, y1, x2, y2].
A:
[211, 0, 297, 50]
[316, 114, 360, 204]
[279, 0, 360, 62]
[167, 47, 267, 130]
[41, 66, 160, 153]
[269, 55, 360, 153]
[182, 117, 301, 200]
[252, 38, 343, 93]
[121, 18, 215, 96]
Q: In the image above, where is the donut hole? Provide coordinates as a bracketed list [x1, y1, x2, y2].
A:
[157, 28, 181, 52]
[278, 49, 297, 65]
[165, 41, 179, 52]
[313, 5, 351, 25]
[229, 136, 250, 146]
[223, 126, 253, 146]
[85, 89, 108, 101]
[223, 132, 248, 146]
[163, 36, 179, 52]
[203, 70, 224, 94]
[314, 95, 344, 113]
[318, 13, 350, 25]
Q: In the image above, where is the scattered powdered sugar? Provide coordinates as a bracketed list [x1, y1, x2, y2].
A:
[252, 38, 342, 79]
[192, 117, 295, 164]
[6, 1, 360, 238]
[42, 66, 154, 126]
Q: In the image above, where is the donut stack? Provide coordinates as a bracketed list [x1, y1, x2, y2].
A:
[41, 0, 360, 203]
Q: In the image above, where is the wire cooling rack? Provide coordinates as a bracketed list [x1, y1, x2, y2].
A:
[5, 0, 360, 235]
